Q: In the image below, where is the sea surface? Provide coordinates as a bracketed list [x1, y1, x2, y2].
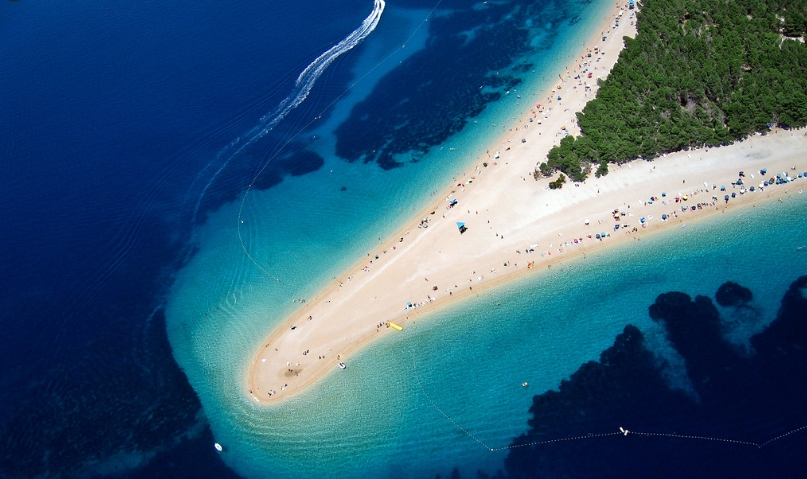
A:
[2, 1, 806, 478]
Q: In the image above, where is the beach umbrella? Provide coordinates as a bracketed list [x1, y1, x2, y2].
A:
[724, 195, 730, 202]
[662, 214, 668, 220]
[731, 192, 736, 198]
[595, 233, 601, 239]
[761, 168, 767, 174]
[750, 186, 755, 192]
[640, 217, 646, 223]
[720, 185, 726, 191]
[737, 179, 743, 185]
[662, 192, 667, 197]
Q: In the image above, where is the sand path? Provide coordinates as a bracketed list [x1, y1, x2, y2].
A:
[246, 4, 807, 404]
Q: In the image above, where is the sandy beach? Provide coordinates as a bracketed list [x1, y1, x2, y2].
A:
[246, 3, 807, 404]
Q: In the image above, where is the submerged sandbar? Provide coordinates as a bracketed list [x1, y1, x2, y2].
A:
[246, 5, 807, 404]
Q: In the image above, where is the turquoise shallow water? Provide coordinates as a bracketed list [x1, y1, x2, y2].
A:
[164, 0, 807, 477]
[169, 188, 807, 478]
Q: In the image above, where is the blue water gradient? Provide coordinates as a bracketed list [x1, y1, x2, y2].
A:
[3, 0, 806, 477]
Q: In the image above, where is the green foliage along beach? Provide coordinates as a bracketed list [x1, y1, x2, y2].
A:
[542, 0, 807, 180]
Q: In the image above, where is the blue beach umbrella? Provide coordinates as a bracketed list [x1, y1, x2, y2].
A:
[724, 195, 730, 202]
[662, 214, 668, 220]
[640, 217, 646, 223]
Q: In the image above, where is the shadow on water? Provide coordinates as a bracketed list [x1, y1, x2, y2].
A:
[493, 276, 807, 479]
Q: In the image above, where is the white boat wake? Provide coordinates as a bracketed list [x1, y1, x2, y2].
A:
[190, 0, 386, 225]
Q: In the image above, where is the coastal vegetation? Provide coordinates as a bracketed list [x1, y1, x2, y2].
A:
[540, 0, 807, 181]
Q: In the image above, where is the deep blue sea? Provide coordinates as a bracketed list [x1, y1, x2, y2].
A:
[2, 1, 806, 478]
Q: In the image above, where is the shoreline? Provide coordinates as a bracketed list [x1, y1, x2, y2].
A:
[245, 3, 807, 405]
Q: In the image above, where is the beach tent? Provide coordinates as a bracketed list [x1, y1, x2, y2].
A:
[456, 222, 467, 234]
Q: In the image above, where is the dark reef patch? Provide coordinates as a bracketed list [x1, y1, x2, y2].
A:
[504, 277, 807, 479]
[715, 281, 753, 307]
[334, 0, 572, 170]
[195, 146, 325, 221]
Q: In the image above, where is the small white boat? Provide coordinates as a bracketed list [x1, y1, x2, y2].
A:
[214, 442, 223, 452]
[338, 362, 346, 369]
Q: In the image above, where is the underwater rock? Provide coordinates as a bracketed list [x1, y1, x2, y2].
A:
[715, 281, 753, 306]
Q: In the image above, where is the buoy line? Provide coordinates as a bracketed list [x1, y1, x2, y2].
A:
[410, 346, 807, 452]
[234, 0, 444, 282]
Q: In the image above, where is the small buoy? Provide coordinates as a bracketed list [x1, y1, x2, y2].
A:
[214, 442, 223, 452]
[522, 382, 528, 387]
